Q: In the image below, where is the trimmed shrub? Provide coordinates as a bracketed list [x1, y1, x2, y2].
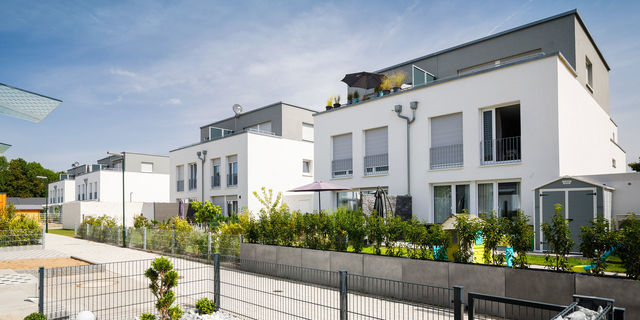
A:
[366, 213, 386, 255]
[144, 257, 180, 320]
[345, 210, 366, 253]
[618, 216, 640, 279]
[480, 213, 508, 265]
[453, 213, 481, 263]
[429, 224, 450, 261]
[385, 215, 406, 257]
[542, 204, 574, 271]
[23, 313, 47, 320]
[505, 210, 533, 269]
[195, 297, 216, 314]
[580, 215, 615, 275]
[140, 313, 156, 320]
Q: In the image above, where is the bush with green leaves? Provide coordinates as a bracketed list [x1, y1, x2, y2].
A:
[618, 216, 640, 279]
[405, 218, 426, 259]
[384, 215, 406, 257]
[140, 313, 156, 320]
[429, 224, 450, 261]
[195, 297, 216, 314]
[453, 213, 481, 263]
[330, 209, 349, 251]
[134, 214, 151, 229]
[505, 210, 533, 269]
[144, 257, 181, 320]
[344, 210, 366, 253]
[542, 204, 574, 271]
[191, 200, 226, 230]
[480, 212, 508, 265]
[366, 213, 386, 255]
[23, 312, 47, 320]
[580, 215, 615, 275]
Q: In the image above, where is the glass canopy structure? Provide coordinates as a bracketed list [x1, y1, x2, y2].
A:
[0, 83, 62, 153]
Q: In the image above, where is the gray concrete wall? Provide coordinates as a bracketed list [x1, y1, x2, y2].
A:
[575, 274, 640, 317]
[505, 268, 574, 306]
[574, 16, 610, 113]
[280, 104, 315, 141]
[153, 202, 178, 222]
[124, 153, 170, 174]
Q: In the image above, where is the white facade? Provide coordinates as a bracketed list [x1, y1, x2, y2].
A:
[313, 54, 625, 223]
[48, 178, 75, 207]
[170, 131, 314, 215]
[73, 170, 169, 203]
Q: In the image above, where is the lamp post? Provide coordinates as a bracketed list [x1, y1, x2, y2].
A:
[108, 151, 126, 247]
[36, 176, 49, 233]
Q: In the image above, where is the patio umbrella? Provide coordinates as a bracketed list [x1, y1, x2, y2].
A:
[179, 200, 185, 219]
[289, 181, 351, 212]
[341, 72, 387, 89]
[373, 189, 384, 217]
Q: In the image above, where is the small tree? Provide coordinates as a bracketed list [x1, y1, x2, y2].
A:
[618, 215, 640, 279]
[191, 201, 225, 230]
[542, 204, 574, 271]
[144, 257, 182, 320]
[405, 218, 426, 259]
[505, 210, 534, 269]
[345, 210, 366, 253]
[384, 215, 406, 257]
[480, 212, 508, 265]
[134, 213, 151, 229]
[580, 215, 615, 275]
[453, 213, 482, 263]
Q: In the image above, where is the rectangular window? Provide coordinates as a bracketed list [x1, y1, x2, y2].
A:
[412, 65, 435, 87]
[227, 155, 238, 186]
[332, 133, 353, 177]
[209, 126, 233, 140]
[433, 186, 452, 223]
[302, 123, 314, 141]
[246, 121, 272, 134]
[455, 184, 470, 213]
[226, 195, 238, 216]
[89, 184, 93, 200]
[498, 182, 520, 219]
[337, 192, 358, 211]
[364, 127, 389, 175]
[430, 113, 463, 169]
[141, 162, 153, 173]
[481, 105, 521, 164]
[477, 183, 494, 215]
[188, 163, 197, 190]
[176, 165, 184, 192]
[93, 182, 97, 200]
[212, 159, 221, 187]
[303, 160, 312, 174]
[586, 56, 593, 89]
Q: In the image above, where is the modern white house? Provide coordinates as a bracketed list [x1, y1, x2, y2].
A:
[170, 102, 315, 216]
[313, 10, 626, 231]
[48, 152, 171, 228]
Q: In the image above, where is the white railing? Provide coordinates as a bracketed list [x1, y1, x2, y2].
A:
[430, 144, 463, 169]
[332, 158, 353, 178]
[481, 136, 521, 165]
[364, 153, 389, 175]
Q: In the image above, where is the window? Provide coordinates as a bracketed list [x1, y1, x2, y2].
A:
[364, 127, 388, 175]
[433, 186, 451, 223]
[94, 182, 97, 200]
[211, 159, 221, 187]
[455, 184, 470, 213]
[498, 182, 520, 219]
[303, 160, 312, 175]
[82, 184, 86, 200]
[141, 162, 153, 173]
[188, 163, 197, 190]
[226, 195, 239, 216]
[586, 56, 593, 89]
[477, 183, 493, 215]
[612, 158, 616, 168]
[412, 65, 435, 86]
[481, 105, 521, 164]
[176, 165, 184, 192]
[227, 156, 238, 186]
[332, 133, 353, 178]
[209, 126, 233, 140]
[430, 113, 463, 169]
[337, 192, 358, 211]
[246, 121, 272, 134]
[89, 184, 93, 200]
[302, 123, 314, 141]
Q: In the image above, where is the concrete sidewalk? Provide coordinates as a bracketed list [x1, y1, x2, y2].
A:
[43, 233, 160, 264]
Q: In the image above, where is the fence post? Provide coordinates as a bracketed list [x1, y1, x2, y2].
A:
[74, 224, 77, 238]
[214, 253, 220, 310]
[41, 228, 45, 249]
[143, 227, 147, 250]
[171, 230, 175, 254]
[207, 232, 212, 263]
[340, 270, 348, 320]
[38, 266, 44, 314]
[453, 286, 464, 320]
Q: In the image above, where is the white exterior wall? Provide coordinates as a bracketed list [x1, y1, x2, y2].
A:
[61, 201, 154, 229]
[314, 55, 621, 223]
[74, 171, 169, 203]
[48, 179, 75, 205]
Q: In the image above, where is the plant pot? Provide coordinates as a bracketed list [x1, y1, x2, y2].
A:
[326, 105, 333, 111]
[333, 103, 341, 108]
[353, 98, 359, 103]
[393, 87, 400, 92]
[382, 90, 391, 95]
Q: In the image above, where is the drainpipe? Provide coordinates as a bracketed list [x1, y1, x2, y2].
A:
[197, 150, 207, 202]
[394, 101, 418, 196]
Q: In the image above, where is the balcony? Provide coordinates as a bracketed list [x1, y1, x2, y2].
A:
[430, 144, 463, 170]
[227, 173, 238, 187]
[177, 180, 184, 192]
[364, 153, 388, 176]
[480, 136, 521, 165]
[188, 178, 197, 190]
[332, 158, 353, 178]
[211, 174, 221, 188]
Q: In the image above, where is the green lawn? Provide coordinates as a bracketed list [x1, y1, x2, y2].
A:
[48, 229, 75, 237]
[526, 254, 626, 273]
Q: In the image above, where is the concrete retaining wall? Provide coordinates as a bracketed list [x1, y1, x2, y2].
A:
[241, 243, 638, 317]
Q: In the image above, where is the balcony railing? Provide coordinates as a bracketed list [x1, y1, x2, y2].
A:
[177, 180, 184, 192]
[332, 158, 353, 178]
[211, 174, 221, 188]
[227, 173, 238, 186]
[188, 178, 197, 190]
[481, 136, 521, 165]
[364, 153, 389, 176]
[430, 144, 463, 169]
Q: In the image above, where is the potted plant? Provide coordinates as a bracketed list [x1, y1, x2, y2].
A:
[380, 78, 392, 95]
[391, 72, 406, 92]
[347, 93, 353, 105]
[374, 85, 382, 97]
[326, 97, 333, 110]
[353, 91, 360, 103]
[333, 95, 341, 108]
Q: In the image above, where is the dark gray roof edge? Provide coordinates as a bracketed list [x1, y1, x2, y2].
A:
[374, 9, 609, 73]
[199, 101, 318, 129]
[0, 83, 63, 103]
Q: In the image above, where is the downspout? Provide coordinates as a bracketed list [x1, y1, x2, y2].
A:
[197, 150, 207, 202]
[394, 101, 418, 196]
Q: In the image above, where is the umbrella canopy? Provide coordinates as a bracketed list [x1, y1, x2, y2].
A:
[289, 181, 350, 212]
[373, 189, 384, 217]
[341, 72, 387, 89]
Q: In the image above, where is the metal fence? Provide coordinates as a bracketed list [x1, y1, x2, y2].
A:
[430, 144, 463, 170]
[0, 228, 44, 249]
[74, 224, 241, 259]
[480, 136, 521, 165]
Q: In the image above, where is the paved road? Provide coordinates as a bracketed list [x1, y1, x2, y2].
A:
[43, 233, 160, 263]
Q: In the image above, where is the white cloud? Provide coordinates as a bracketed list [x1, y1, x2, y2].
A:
[167, 98, 182, 105]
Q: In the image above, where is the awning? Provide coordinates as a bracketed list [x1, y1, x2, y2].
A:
[0, 83, 62, 123]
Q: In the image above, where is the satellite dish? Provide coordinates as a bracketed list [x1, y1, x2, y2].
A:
[232, 104, 243, 116]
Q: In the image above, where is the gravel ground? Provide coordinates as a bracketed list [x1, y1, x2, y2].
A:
[136, 310, 242, 320]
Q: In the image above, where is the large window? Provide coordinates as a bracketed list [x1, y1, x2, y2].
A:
[209, 126, 233, 140]
[176, 165, 184, 192]
[481, 104, 521, 164]
[412, 65, 436, 87]
[226, 195, 239, 216]
[227, 155, 238, 186]
[434, 186, 452, 223]
[430, 113, 463, 169]
[302, 123, 314, 141]
[498, 182, 520, 219]
[477, 183, 493, 215]
[211, 159, 221, 188]
[188, 163, 197, 190]
[332, 134, 353, 178]
[364, 127, 388, 175]
[337, 192, 358, 211]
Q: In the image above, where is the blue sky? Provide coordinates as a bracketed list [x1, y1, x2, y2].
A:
[1, 0, 638, 171]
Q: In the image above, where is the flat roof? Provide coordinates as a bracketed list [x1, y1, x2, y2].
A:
[375, 9, 609, 73]
[199, 101, 317, 129]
